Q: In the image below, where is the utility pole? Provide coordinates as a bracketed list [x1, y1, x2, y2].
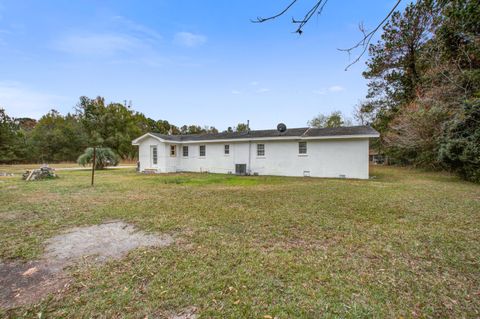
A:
[91, 146, 96, 186]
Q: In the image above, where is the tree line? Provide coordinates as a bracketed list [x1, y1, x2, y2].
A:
[356, 0, 479, 182]
[0, 96, 249, 164]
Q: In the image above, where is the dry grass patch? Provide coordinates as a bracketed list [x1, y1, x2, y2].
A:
[0, 166, 479, 318]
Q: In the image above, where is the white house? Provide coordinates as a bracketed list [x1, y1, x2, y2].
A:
[132, 125, 379, 179]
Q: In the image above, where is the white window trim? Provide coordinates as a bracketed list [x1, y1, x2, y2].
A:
[182, 145, 189, 157]
[199, 145, 206, 158]
[170, 145, 177, 157]
[256, 143, 265, 157]
[298, 141, 308, 156]
[224, 144, 230, 156]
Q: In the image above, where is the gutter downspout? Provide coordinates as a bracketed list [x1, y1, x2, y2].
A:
[247, 120, 251, 175]
[248, 140, 251, 175]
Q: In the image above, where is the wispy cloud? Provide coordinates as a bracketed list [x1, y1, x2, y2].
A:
[256, 88, 270, 94]
[53, 16, 164, 66]
[174, 32, 207, 47]
[55, 33, 141, 56]
[312, 85, 346, 95]
[328, 85, 345, 92]
[0, 81, 67, 119]
[250, 81, 259, 86]
[312, 89, 327, 95]
[231, 90, 241, 95]
[111, 16, 162, 42]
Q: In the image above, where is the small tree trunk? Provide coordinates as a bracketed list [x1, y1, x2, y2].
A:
[91, 146, 96, 186]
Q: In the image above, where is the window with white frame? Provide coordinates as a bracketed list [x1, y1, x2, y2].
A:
[257, 144, 265, 156]
[182, 145, 189, 157]
[224, 144, 230, 155]
[199, 145, 206, 157]
[299, 141, 307, 154]
[151, 146, 157, 165]
[170, 145, 176, 157]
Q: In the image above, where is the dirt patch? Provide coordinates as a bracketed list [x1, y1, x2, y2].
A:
[44, 221, 173, 266]
[0, 261, 70, 309]
[0, 221, 174, 309]
[169, 306, 198, 319]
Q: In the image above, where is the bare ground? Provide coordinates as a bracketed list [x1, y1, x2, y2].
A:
[0, 221, 174, 309]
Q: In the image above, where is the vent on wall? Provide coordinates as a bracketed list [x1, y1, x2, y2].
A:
[338, 174, 346, 179]
[303, 171, 310, 177]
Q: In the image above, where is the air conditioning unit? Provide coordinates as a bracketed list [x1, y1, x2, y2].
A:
[235, 164, 247, 175]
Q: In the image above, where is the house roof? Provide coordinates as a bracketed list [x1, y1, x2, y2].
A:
[133, 126, 379, 144]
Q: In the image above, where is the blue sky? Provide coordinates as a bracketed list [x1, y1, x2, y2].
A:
[0, 0, 407, 130]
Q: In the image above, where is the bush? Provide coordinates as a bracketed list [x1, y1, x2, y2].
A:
[77, 147, 119, 170]
[439, 98, 480, 183]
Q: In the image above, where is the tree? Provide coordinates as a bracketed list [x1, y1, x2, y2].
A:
[308, 111, 352, 128]
[0, 108, 25, 163]
[439, 98, 480, 182]
[77, 147, 119, 170]
[29, 110, 88, 162]
[359, 0, 480, 181]
[363, 1, 435, 114]
[76, 96, 147, 159]
[235, 123, 249, 132]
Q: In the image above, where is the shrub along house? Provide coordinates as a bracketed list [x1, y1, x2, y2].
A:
[132, 124, 379, 179]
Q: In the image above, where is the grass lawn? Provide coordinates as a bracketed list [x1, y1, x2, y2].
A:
[0, 166, 479, 318]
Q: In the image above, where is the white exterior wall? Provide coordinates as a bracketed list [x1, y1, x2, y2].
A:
[137, 137, 370, 179]
[249, 139, 369, 179]
[138, 137, 167, 172]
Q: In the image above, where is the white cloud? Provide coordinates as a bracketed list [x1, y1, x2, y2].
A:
[312, 85, 346, 95]
[250, 81, 259, 86]
[256, 88, 270, 94]
[55, 33, 141, 56]
[231, 90, 241, 95]
[328, 85, 345, 92]
[312, 89, 326, 95]
[53, 17, 164, 66]
[110, 16, 162, 42]
[0, 81, 67, 119]
[174, 32, 207, 47]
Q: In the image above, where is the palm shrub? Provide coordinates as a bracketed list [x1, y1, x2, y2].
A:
[77, 147, 119, 170]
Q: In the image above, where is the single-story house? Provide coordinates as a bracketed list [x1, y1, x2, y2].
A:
[132, 124, 379, 179]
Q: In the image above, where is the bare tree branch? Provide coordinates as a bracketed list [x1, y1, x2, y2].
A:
[251, 0, 299, 24]
[338, 0, 402, 70]
[252, 0, 402, 69]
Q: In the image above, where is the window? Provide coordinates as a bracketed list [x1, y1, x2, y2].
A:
[299, 141, 307, 154]
[182, 146, 189, 157]
[224, 144, 230, 155]
[151, 146, 157, 165]
[170, 145, 176, 157]
[257, 144, 265, 156]
[199, 145, 206, 157]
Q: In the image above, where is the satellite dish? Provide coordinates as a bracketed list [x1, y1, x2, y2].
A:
[277, 123, 287, 133]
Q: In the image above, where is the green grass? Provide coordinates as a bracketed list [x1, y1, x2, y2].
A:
[0, 166, 479, 318]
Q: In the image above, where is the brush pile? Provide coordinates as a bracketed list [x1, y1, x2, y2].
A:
[22, 166, 57, 181]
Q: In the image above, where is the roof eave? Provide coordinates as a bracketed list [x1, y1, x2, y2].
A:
[131, 133, 167, 145]
[156, 134, 380, 144]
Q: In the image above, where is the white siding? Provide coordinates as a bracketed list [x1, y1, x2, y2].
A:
[137, 138, 370, 179]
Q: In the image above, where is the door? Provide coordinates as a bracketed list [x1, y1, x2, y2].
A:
[150, 145, 158, 168]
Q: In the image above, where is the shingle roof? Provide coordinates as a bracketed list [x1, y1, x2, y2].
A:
[147, 126, 378, 142]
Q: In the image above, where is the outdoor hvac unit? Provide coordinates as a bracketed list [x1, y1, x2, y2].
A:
[235, 164, 247, 175]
